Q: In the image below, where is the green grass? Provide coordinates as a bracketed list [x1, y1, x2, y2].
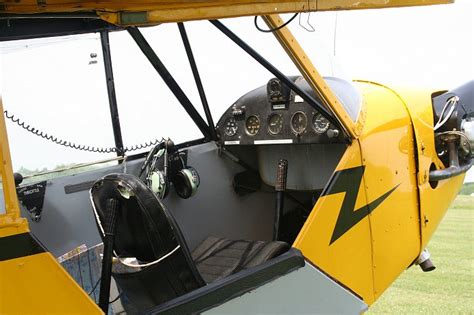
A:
[368, 195, 473, 314]
[459, 183, 474, 195]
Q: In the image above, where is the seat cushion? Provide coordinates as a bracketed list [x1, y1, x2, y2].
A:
[191, 236, 290, 283]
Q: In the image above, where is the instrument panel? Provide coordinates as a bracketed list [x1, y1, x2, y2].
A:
[216, 77, 342, 145]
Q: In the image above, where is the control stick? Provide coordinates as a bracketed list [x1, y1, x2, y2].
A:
[274, 159, 288, 241]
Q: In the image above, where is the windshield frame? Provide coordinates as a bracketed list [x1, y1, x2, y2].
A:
[2, 14, 361, 162]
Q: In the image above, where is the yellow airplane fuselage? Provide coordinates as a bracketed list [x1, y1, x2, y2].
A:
[0, 0, 464, 312]
[295, 81, 464, 304]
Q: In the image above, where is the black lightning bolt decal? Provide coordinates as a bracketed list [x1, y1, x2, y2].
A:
[323, 166, 399, 245]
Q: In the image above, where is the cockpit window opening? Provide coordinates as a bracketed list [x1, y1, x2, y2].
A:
[107, 28, 206, 157]
[1, 33, 117, 178]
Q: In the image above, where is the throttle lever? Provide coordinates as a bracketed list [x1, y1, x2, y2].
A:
[274, 159, 288, 241]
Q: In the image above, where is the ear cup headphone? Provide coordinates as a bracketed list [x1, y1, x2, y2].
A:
[140, 139, 199, 199]
[148, 170, 168, 199]
[172, 166, 200, 199]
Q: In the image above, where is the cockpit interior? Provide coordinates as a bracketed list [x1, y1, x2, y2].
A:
[16, 75, 357, 313]
[87, 75, 353, 312]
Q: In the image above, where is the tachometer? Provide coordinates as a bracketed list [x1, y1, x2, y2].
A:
[245, 115, 260, 136]
[223, 117, 238, 137]
[312, 113, 330, 134]
[291, 111, 307, 135]
[268, 113, 283, 135]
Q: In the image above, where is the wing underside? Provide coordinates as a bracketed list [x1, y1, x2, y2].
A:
[1, 0, 454, 25]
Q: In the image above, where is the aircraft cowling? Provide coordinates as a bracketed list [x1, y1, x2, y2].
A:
[432, 80, 474, 132]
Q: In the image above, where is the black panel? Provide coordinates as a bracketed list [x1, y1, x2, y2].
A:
[0, 232, 46, 261]
[64, 180, 96, 194]
[216, 77, 344, 146]
[17, 181, 47, 221]
[0, 16, 120, 41]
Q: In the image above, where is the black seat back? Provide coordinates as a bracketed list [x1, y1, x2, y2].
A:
[90, 173, 205, 312]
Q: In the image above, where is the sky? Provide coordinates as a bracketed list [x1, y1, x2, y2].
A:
[0, 0, 472, 181]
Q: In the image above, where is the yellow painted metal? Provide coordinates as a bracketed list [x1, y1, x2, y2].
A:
[0, 97, 28, 236]
[0, 0, 461, 311]
[294, 81, 422, 304]
[294, 142, 376, 304]
[395, 88, 465, 249]
[0, 252, 102, 314]
[263, 14, 357, 139]
[0, 97, 102, 314]
[355, 81, 420, 300]
[0, 0, 453, 25]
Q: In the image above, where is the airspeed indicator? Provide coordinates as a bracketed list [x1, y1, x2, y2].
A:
[245, 115, 260, 136]
[268, 114, 283, 135]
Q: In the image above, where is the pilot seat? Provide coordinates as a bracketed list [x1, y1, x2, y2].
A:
[90, 173, 289, 313]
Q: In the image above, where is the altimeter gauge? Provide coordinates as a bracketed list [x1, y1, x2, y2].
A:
[291, 111, 307, 135]
[312, 113, 330, 134]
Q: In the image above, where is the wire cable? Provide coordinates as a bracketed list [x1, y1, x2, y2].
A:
[254, 13, 298, 33]
[109, 292, 123, 304]
[89, 278, 101, 296]
[4, 110, 162, 153]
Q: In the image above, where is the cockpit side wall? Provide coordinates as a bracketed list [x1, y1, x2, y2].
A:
[294, 81, 422, 305]
[0, 98, 102, 314]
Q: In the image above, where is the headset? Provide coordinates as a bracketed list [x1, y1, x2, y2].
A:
[139, 139, 200, 199]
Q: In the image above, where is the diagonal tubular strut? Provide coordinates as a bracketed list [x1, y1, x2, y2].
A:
[178, 22, 217, 141]
[127, 27, 211, 140]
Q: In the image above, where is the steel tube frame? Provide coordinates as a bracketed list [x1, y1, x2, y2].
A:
[100, 30, 125, 157]
[127, 27, 211, 140]
[178, 22, 217, 141]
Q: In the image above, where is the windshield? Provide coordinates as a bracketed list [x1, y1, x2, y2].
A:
[177, 16, 361, 121]
[1, 34, 117, 174]
[0, 16, 361, 174]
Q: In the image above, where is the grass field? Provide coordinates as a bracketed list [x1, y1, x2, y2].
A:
[368, 195, 473, 314]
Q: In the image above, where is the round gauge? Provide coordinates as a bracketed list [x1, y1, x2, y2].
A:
[268, 113, 284, 135]
[245, 115, 260, 136]
[223, 117, 238, 137]
[312, 113, 330, 134]
[291, 111, 307, 134]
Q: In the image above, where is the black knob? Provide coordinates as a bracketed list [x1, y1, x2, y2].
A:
[13, 173, 23, 186]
